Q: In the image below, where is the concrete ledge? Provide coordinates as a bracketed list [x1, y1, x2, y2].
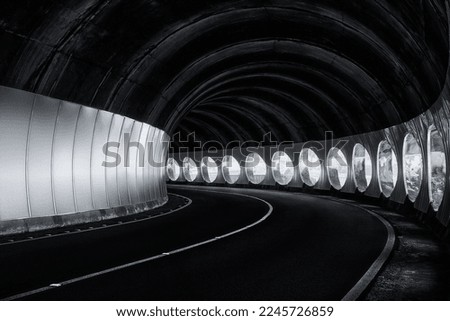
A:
[0, 197, 169, 236]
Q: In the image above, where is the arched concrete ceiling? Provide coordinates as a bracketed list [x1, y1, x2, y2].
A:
[0, 0, 448, 150]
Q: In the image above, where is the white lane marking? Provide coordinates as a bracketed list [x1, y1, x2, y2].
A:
[313, 196, 395, 301]
[176, 186, 395, 301]
[2, 189, 273, 301]
[0, 193, 191, 247]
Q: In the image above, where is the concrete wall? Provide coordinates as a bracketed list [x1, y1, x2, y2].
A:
[0, 86, 169, 235]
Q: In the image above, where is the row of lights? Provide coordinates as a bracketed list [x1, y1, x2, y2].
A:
[167, 127, 447, 211]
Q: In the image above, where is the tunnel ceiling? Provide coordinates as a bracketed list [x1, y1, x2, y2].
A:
[0, 0, 448, 150]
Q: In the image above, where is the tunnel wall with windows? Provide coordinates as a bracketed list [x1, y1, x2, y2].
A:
[168, 76, 450, 239]
[0, 86, 169, 235]
[166, 1, 450, 240]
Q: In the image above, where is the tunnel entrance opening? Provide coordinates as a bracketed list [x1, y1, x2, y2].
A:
[377, 141, 398, 198]
[428, 126, 446, 211]
[299, 148, 321, 187]
[183, 157, 199, 182]
[166, 158, 181, 182]
[271, 151, 294, 186]
[326, 148, 348, 190]
[403, 133, 423, 203]
[201, 157, 219, 183]
[222, 156, 241, 184]
[245, 153, 267, 185]
[352, 144, 373, 193]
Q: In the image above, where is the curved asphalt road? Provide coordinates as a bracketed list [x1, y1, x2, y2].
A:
[0, 185, 389, 300]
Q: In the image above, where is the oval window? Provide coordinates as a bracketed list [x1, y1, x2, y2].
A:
[299, 148, 321, 187]
[222, 156, 241, 184]
[201, 157, 219, 183]
[166, 158, 181, 181]
[352, 144, 373, 192]
[327, 148, 348, 190]
[245, 153, 267, 184]
[183, 157, 198, 182]
[403, 133, 423, 202]
[271, 151, 294, 185]
[377, 141, 398, 197]
[428, 126, 446, 211]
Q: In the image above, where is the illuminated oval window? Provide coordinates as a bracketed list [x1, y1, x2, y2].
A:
[183, 157, 198, 182]
[403, 133, 423, 202]
[299, 148, 321, 187]
[352, 144, 373, 192]
[222, 155, 241, 184]
[427, 126, 446, 211]
[326, 148, 348, 190]
[245, 153, 267, 184]
[201, 157, 219, 183]
[166, 158, 181, 181]
[271, 151, 294, 185]
[377, 141, 398, 197]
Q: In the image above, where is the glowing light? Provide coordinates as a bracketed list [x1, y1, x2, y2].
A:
[271, 151, 294, 185]
[222, 155, 241, 184]
[327, 148, 348, 190]
[403, 133, 423, 202]
[245, 153, 267, 184]
[427, 126, 446, 211]
[299, 148, 321, 187]
[201, 157, 219, 183]
[352, 144, 372, 192]
[183, 157, 198, 182]
[377, 141, 398, 197]
[166, 158, 181, 181]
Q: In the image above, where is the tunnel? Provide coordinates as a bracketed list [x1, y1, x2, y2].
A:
[0, 0, 449, 301]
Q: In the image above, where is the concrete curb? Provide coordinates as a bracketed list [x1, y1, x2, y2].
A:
[0, 197, 169, 236]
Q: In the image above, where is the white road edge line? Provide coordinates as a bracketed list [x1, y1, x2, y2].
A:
[175, 186, 395, 301]
[2, 188, 273, 301]
[177, 186, 395, 301]
[0, 193, 191, 247]
[341, 206, 395, 301]
[314, 196, 395, 301]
